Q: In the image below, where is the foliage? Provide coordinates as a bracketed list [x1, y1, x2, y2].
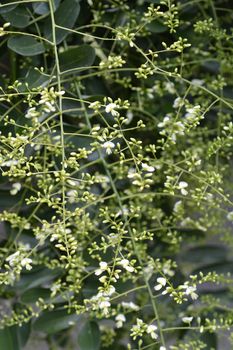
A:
[0, 0, 233, 349]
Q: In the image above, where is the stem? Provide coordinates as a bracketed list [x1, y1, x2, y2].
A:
[48, 0, 70, 259]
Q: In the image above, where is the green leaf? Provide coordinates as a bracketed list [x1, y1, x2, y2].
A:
[21, 287, 70, 304]
[7, 36, 45, 56]
[0, 324, 30, 350]
[78, 321, 100, 350]
[15, 267, 61, 291]
[62, 99, 82, 117]
[147, 20, 167, 33]
[0, 1, 17, 14]
[202, 60, 220, 73]
[44, 0, 80, 44]
[14, 323, 31, 348]
[59, 45, 96, 72]
[2, 6, 30, 28]
[0, 328, 19, 350]
[21, 287, 51, 303]
[33, 309, 79, 334]
[200, 332, 217, 348]
[32, 0, 61, 15]
[193, 261, 233, 275]
[180, 245, 228, 265]
[18, 68, 50, 92]
[0, 190, 21, 207]
[184, 330, 217, 349]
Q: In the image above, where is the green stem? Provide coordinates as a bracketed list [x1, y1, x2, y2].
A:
[48, 0, 70, 259]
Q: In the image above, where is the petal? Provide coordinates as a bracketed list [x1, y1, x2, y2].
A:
[154, 284, 163, 291]
[157, 277, 166, 286]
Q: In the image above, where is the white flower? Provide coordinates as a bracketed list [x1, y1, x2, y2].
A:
[51, 282, 61, 296]
[161, 287, 170, 295]
[99, 275, 107, 283]
[173, 97, 183, 109]
[99, 300, 111, 309]
[191, 79, 204, 86]
[57, 90, 65, 96]
[6, 251, 20, 266]
[105, 285, 116, 296]
[67, 189, 78, 203]
[0, 23, 10, 38]
[182, 316, 193, 323]
[175, 121, 185, 135]
[6, 252, 32, 270]
[95, 261, 108, 276]
[92, 125, 101, 133]
[154, 277, 167, 291]
[165, 81, 175, 94]
[185, 105, 201, 121]
[178, 181, 188, 196]
[173, 200, 182, 213]
[227, 211, 233, 221]
[25, 107, 39, 119]
[116, 207, 129, 217]
[67, 179, 78, 186]
[96, 296, 111, 315]
[44, 101, 56, 113]
[39, 87, 64, 113]
[131, 318, 144, 332]
[181, 283, 198, 300]
[121, 301, 139, 311]
[147, 88, 154, 99]
[10, 182, 21, 195]
[127, 168, 137, 179]
[103, 141, 115, 155]
[126, 110, 133, 124]
[95, 174, 110, 185]
[141, 163, 155, 172]
[100, 55, 126, 69]
[160, 347, 167, 350]
[89, 101, 101, 110]
[105, 103, 119, 116]
[147, 324, 158, 339]
[1, 159, 19, 167]
[186, 105, 201, 115]
[21, 257, 32, 270]
[158, 115, 170, 128]
[119, 259, 134, 272]
[115, 314, 126, 328]
[162, 261, 175, 277]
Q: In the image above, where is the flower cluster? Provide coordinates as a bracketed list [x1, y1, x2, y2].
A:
[0, 22, 10, 37]
[39, 87, 65, 113]
[99, 55, 126, 69]
[131, 318, 158, 340]
[0, 0, 233, 348]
